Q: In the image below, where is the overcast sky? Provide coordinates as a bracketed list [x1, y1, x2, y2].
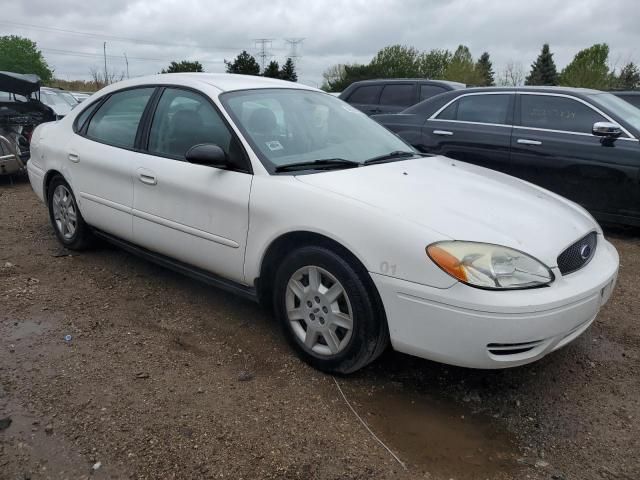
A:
[2, 0, 639, 88]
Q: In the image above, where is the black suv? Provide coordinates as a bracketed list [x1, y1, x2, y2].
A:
[338, 79, 465, 116]
[612, 91, 640, 109]
[373, 87, 640, 226]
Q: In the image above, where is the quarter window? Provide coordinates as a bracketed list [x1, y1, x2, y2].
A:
[147, 88, 243, 167]
[85, 88, 153, 148]
[348, 85, 382, 105]
[379, 84, 415, 106]
[436, 94, 511, 124]
[520, 95, 606, 134]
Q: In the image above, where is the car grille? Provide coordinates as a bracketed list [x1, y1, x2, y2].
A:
[557, 232, 597, 276]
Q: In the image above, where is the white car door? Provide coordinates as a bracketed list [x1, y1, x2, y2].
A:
[69, 87, 154, 241]
[131, 87, 252, 284]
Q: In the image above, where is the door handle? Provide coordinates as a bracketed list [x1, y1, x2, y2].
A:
[433, 130, 453, 136]
[68, 153, 79, 163]
[137, 168, 157, 186]
[139, 173, 157, 185]
[517, 139, 542, 146]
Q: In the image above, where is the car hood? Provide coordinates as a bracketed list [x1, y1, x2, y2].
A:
[295, 156, 597, 268]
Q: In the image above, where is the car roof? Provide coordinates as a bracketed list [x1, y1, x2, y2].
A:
[98, 73, 318, 94]
[610, 90, 640, 96]
[346, 78, 466, 88]
[453, 85, 603, 95]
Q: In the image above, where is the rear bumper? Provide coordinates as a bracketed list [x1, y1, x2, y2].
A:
[373, 238, 619, 369]
[27, 161, 45, 202]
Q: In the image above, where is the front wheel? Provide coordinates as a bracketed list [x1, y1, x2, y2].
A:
[47, 175, 93, 250]
[273, 246, 388, 374]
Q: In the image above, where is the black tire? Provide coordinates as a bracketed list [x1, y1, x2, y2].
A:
[273, 245, 389, 374]
[47, 175, 93, 250]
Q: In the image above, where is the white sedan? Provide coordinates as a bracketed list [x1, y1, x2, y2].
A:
[27, 74, 619, 373]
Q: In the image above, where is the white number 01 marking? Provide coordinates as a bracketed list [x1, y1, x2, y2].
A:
[380, 261, 397, 275]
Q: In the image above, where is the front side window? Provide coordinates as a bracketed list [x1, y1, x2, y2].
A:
[436, 94, 511, 124]
[588, 92, 640, 134]
[347, 85, 382, 105]
[520, 95, 606, 134]
[86, 88, 153, 148]
[147, 88, 243, 167]
[379, 84, 415, 106]
[221, 89, 412, 172]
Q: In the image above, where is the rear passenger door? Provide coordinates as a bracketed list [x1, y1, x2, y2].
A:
[422, 92, 514, 173]
[344, 84, 383, 115]
[512, 93, 640, 218]
[69, 87, 154, 241]
[377, 83, 417, 114]
[132, 87, 253, 283]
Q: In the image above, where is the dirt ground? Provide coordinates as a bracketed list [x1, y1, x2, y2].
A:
[1, 177, 639, 480]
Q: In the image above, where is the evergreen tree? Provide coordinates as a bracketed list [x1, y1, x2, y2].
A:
[225, 51, 260, 75]
[263, 60, 280, 78]
[525, 44, 559, 85]
[616, 62, 640, 89]
[280, 58, 297, 82]
[161, 60, 203, 73]
[475, 52, 494, 86]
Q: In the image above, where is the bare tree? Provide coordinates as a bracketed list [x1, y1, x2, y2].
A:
[497, 61, 525, 86]
[89, 66, 125, 89]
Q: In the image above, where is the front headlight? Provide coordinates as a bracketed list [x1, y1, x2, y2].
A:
[426, 241, 554, 290]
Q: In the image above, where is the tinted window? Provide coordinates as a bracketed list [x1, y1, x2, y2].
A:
[420, 85, 446, 101]
[520, 95, 606, 134]
[348, 85, 382, 104]
[148, 88, 242, 165]
[86, 88, 153, 148]
[456, 94, 510, 124]
[617, 95, 640, 109]
[379, 84, 415, 106]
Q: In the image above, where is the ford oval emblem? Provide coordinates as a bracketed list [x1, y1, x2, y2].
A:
[580, 244, 591, 260]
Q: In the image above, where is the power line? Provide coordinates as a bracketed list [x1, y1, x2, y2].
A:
[0, 19, 242, 51]
[39, 47, 225, 64]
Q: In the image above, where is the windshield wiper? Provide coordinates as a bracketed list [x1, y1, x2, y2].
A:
[363, 150, 423, 165]
[274, 158, 361, 173]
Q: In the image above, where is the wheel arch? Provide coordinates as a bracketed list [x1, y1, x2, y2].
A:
[256, 231, 386, 320]
[43, 169, 64, 206]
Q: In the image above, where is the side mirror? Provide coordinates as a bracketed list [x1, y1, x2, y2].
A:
[185, 143, 228, 168]
[592, 121, 622, 139]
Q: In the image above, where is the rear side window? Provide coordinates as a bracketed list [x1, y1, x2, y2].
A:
[379, 84, 415, 106]
[347, 85, 382, 105]
[437, 94, 510, 124]
[520, 95, 607, 134]
[86, 88, 153, 148]
[419, 85, 446, 101]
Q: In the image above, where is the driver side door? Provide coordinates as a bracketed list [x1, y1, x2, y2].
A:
[132, 87, 253, 283]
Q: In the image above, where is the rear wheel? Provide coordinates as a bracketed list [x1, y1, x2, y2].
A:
[47, 175, 93, 250]
[273, 245, 388, 374]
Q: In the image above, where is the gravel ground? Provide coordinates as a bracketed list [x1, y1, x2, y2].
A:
[1, 178, 639, 480]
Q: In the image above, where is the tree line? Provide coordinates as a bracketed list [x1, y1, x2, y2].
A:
[1, 35, 638, 93]
[322, 43, 640, 92]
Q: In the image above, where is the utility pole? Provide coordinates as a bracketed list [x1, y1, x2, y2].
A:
[103, 42, 108, 85]
[252, 38, 274, 71]
[284, 38, 305, 71]
[123, 52, 129, 79]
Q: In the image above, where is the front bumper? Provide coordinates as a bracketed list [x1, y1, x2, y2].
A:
[372, 238, 619, 369]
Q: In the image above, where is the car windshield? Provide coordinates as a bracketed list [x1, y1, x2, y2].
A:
[40, 90, 71, 112]
[58, 91, 79, 107]
[588, 92, 640, 134]
[220, 88, 414, 172]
